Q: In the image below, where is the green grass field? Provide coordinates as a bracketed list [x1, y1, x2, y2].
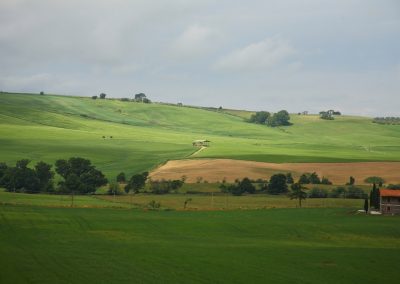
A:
[1, 92, 400, 179]
[0, 189, 364, 210]
[1, 203, 399, 284]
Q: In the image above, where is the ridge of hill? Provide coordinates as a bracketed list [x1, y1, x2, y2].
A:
[1, 92, 400, 178]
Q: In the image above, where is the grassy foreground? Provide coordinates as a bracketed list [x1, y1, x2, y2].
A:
[0, 204, 399, 284]
[1, 92, 400, 179]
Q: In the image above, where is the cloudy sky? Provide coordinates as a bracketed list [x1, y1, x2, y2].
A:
[0, 0, 399, 116]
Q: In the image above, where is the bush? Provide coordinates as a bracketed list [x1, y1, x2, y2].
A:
[308, 188, 328, 198]
[346, 186, 368, 199]
[107, 182, 123, 195]
[147, 200, 161, 210]
[329, 187, 346, 198]
[321, 177, 332, 185]
[387, 184, 400, 190]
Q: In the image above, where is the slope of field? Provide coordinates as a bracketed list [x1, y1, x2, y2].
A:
[1, 92, 400, 179]
[1, 205, 400, 284]
[150, 159, 400, 184]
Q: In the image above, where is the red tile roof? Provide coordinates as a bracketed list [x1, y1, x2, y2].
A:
[380, 189, 400, 197]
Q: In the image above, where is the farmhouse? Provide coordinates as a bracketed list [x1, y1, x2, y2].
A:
[380, 189, 400, 215]
[192, 139, 210, 147]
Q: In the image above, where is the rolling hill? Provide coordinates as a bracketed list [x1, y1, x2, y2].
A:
[1, 92, 400, 179]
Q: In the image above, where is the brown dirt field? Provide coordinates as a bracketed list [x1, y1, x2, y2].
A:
[149, 159, 400, 185]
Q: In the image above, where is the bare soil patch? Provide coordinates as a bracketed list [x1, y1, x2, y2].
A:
[150, 159, 400, 185]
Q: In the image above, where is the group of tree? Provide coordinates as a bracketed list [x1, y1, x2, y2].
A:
[249, 110, 291, 127]
[372, 117, 400, 125]
[0, 158, 108, 197]
[148, 178, 184, 194]
[298, 172, 331, 185]
[0, 160, 54, 193]
[307, 186, 367, 199]
[319, 109, 341, 120]
[220, 177, 256, 196]
[91, 92, 151, 103]
[55, 157, 108, 195]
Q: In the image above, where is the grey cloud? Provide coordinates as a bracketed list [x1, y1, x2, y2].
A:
[214, 37, 297, 72]
[0, 0, 399, 116]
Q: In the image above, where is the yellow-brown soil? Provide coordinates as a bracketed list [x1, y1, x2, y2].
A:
[150, 159, 400, 184]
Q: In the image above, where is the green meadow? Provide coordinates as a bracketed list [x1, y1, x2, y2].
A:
[1, 204, 399, 284]
[1, 92, 400, 179]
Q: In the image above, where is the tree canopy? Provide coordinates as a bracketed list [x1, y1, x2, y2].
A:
[55, 157, 107, 194]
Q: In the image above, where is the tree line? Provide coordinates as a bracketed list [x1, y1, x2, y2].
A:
[91, 92, 151, 103]
[372, 117, 400, 125]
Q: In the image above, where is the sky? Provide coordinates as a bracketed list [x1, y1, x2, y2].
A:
[0, 0, 399, 116]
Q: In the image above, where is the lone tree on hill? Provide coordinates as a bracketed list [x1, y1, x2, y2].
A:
[134, 93, 146, 102]
[289, 183, 307, 208]
[99, 93, 106, 99]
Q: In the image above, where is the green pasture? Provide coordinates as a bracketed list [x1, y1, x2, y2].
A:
[1, 92, 400, 179]
[0, 204, 399, 283]
[0, 189, 363, 210]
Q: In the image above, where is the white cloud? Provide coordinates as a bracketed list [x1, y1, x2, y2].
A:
[214, 37, 297, 71]
[169, 25, 221, 59]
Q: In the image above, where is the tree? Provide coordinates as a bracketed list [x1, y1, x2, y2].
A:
[346, 176, 355, 185]
[107, 182, 122, 196]
[309, 172, 321, 184]
[319, 111, 334, 120]
[308, 187, 328, 198]
[289, 183, 307, 207]
[249, 111, 270, 124]
[40, 91, 44, 95]
[116, 172, 126, 183]
[55, 157, 107, 195]
[99, 93, 106, 99]
[238, 177, 256, 194]
[329, 186, 346, 198]
[298, 174, 310, 184]
[369, 183, 381, 209]
[270, 110, 291, 126]
[321, 177, 332, 185]
[34, 161, 54, 192]
[364, 176, 385, 186]
[91, 95, 97, 100]
[286, 173, 294, 184]
[1, 160, 41, 193]
[268, 174, 288, 194]
[364, 198, 369, 214]
[0, 162, 8, 183]
[125, 172, 148, 193]
[134, 93, 146, 102]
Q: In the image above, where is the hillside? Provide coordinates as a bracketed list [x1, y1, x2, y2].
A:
[1, 92, 400, 178]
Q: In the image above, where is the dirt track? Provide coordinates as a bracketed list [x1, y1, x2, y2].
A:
[150, 159, 400, 184]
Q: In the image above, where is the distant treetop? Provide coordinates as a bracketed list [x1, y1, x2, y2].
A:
[249, 110, 291, 127]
